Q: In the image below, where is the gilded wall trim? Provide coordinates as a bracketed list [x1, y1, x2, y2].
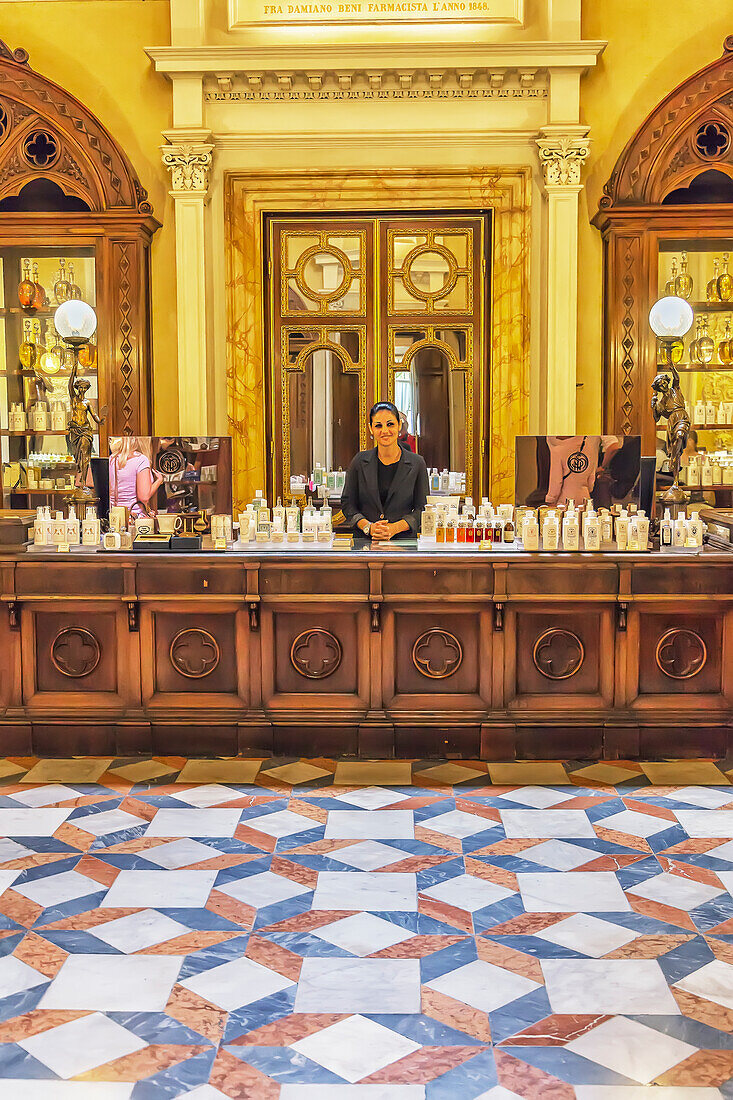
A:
[225, 168, 530, 507]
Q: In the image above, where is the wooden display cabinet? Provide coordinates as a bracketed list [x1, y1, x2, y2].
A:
[594, 38, 733, 455]
[0, 39, 159, 505]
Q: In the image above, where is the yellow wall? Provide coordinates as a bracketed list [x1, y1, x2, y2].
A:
[0, 1, 177, 431]
[578, 2, 733, 431]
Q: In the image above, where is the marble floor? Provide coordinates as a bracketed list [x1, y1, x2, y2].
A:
[0, 755, 732, 1098]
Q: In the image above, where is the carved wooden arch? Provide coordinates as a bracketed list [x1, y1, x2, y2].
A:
[600, 36, 733, 207]
[0, 39, 152, 213]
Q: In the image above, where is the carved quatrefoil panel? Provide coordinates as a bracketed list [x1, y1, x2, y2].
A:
[51, 627, 101, 678]
[532, 628, 585, 680]
[412, 628, 463, 679]
[655, 628, 707, 680]
[290, 628, 342, 679]
[169, 628, 221, 679]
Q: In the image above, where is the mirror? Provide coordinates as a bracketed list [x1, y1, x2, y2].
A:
[105, 436, 233, 518]
[514, 435, 642, 509]
[393, 331, 466, 476]
[287, 332, 361, 480]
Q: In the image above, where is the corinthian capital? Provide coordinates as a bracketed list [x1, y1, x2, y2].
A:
[161, 142, 213, 194]
[536, 128, 590, 188]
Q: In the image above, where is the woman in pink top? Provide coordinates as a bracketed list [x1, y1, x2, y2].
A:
[545, 435, 601, 507]
[109, 437, 163, 516]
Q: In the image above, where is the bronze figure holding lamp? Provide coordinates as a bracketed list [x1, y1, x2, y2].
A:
[648, 295, 694, 506]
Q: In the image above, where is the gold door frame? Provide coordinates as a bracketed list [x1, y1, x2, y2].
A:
[226, 169, 530, 509]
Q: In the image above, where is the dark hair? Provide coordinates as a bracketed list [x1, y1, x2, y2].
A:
[688, 429, 698, 447]
[368, 400, 400, 424]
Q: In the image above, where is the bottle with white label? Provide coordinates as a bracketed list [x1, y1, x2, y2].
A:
[584, 511, 600, 551]
[440, 469, 449, 492]
[34, 507, 48, 546]
[65, 506, 80, 545]
[562, 508, 580, 551]
[686, 454, 701, 487]
[522, 514, 539, 551]
[673, 514, 687, 548]
[615, 511, 629, 551]
[701, 455, 713, 487]
[542, 511, 559, 551]
[635, 511, 650, 550]
[52, 511, 66, 545]
[694, 399, 706, 425]
[687, 511, 703, 547]
[660, 508, 673, 550]
[82, 506, 100, 546]
[718, 401, 727, 425]
[599, 510, 613, 548]
[706, 397, 717, 425]
[627, 516, 640, 552]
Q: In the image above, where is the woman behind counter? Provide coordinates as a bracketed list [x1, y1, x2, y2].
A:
[342, 401, 428, 540]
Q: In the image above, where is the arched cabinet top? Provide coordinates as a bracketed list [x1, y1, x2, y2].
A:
[0, 39, 153, 214]
[598, 36, 733, 211]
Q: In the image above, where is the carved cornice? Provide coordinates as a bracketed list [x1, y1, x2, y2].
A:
[161, 142, 214, 194]
[536, 128, 590, 188]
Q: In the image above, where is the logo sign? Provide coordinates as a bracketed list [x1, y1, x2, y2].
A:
[230, 0, 522, 27]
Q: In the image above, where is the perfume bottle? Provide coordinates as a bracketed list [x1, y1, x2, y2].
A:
[39, 322, 62, 375]
[615, 511, 629, 551]
[17, 259, 36, 310]
[660, 509, 673, 549]
[67, 262, 82, 301]
[707, 258, 721, 302]
[718, 318, 733, 365]
[664, 258, 678, 297]
[674, 251, 693, 300]
[522, 514, 539, 551]
[542, 511, 559, 551]
[694, 398, 705, 424]
[688, 318, 702, 364]
[53, 259, 72, 304]
[717, 253, 733, 302]
[584, 510, 600, 551]
[18, 318, 38, 370]
[697, 315, 714, 365]
[31, 262, 47, 309]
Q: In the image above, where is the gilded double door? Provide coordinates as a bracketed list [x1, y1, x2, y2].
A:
[267, 214, 489, 501]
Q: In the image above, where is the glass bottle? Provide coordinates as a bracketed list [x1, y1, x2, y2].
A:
[78, 339, 97, 370]
[457, 516, 467, 543]
[67, 262, 82, 301]
[664, 258, 678, 297]
[718, 253, 733, 303]
[465, 518, 475, 543]
[17, 259, 35, 310]
[31, 262, 47, 309]
[53, 259, 72, 304]
[19, 317, 38, 370]
[707, 258, 721, 302]
[688, 318, 702, 364]
[697, 315, 714, 365]
[445, 517, 456, 544]
[39, 322, 62, 375]
[674, 251, 693, 300]
[435, 515, 446, 543]
[718, 318, 733, 365]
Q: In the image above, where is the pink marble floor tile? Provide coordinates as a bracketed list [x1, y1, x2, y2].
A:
[655, 1049, 733, 1087]
[662, 838, 724, 855]
[625, 892, 698, 931]
[475, 938, 544, 982]
[137, 931, 235, 956]
[41, 907, 140, 931]
[78, 1044, 208, 1082]
[502, 1013, 611, 1045]
[373, 934, 468, 959]
[580, 853, 647, 871]
[364, 1045, 487, 1084]
[13, 931, 68, 977]
[656, 856, 727, 888]
[0, 890, 42, 928]
[455, 799, 501, 823]
[417, 895, 474, 934]
[288, 798, 329, 824]
[495, 1050, 575, 1099]
[270, 856, 318, 889]
[488, 913, 566, 935]
[115, 796, 159, 821]
[414, 828, 464, 854]
[260, 910, 348, 935]
[75, 855, 122, 887]
[706, 935, 733, 964]
[673, 986, 733, 1032]
[380, 853, 456, 874]
[592, 826, 653, 852]
[622, 797, 678, 822]
[0, 1009, 87, 1043]
[53, 822, 96, 851]
[209, 1048, 281, 1099]
[165, 984, 228, 1044]
[605, 933, 695, 959]
[421, 986, 493, 1042]
[464, 857, 518, 891]
[206, 890, 257, 930]
[229, 1013, 347, 1046]
[234, 824, 277, 851]
[246, 934, 303, 981]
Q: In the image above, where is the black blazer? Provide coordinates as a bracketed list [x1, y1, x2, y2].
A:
[342, 448, 428, 535]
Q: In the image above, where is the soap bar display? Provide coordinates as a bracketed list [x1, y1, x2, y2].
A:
[237, 491, 334, 547]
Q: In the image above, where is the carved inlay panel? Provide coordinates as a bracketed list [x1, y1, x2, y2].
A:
[290, 628, 342, 679]
[170, 628, 221, 679]
[532, 628, 585, 680]
[412, 629, 463, 679]
[655, 628, 707, 680]
[51, 627, 101, 678]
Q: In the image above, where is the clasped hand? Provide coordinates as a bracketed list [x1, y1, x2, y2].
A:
[370, 520, 396, 540]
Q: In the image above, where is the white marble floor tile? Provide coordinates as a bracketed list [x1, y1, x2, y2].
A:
[598, 808, 674, 838]
[575, 1089, 722, 1099]
[426, 958, 540, 1013]
[535, 913, 640, 957]
[181, 956, 293, 1010]
[92, 909, 189, 952]
[141, 838, 220, 868]
[673, 810, 733, 837]
[292, 1014, 420, 1082]
[324, 810, 414, 840]
[178, 1088, 232, 1100]
[334, 788, 410, 809]
[0, 839, 32, 863]
[170, 784, 246, 808]
[10, 785, 79, 807]
[519, 840, 597, 870]
[12, 869, 103, 907]
[312, 871, 417, 911]
[662, 787, 733, 808]
[567, 1016, 696, 1084]
[39, 953, 183, 1011]
[242, 809, 318, 837]
[0, 808, 71, 835]
[474, 1090, 524, 1100]
[72, 809, 147, 836]
[101, 869, 217, 908]
[627, 871, 724, 910]
[518, 871, 630, 912]
[0, 868, 20, 897]
[501, 786, 576, 808]
[295, 956, 420, 1012]
[711, 871, 733, 897]
[0, 955, 48, 997]
[422, 872, 514, 912]
[216, 870, 311, 908]
[500, 809, 596, 839]
[19, 1011, 146, 1077]
[0, 1084, 135, 1099]
[674, 958, 733, 1010]
[542, 958, 680, 1014]
[327, 841, 407, 870]
[707, 840, 733, 863]
[421, 809, 496, 838]
[312, 913, 414, 955]
[281, 1088, 425, 1100]
[145, 808, 241, 838]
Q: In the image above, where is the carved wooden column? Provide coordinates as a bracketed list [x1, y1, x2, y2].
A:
[161, 136, 214, 433]
[537, 126, 590, 434]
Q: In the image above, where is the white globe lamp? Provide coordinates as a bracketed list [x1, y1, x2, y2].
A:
[54, 300, 97, 346]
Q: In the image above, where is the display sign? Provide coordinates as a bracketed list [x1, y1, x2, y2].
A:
[514, 435, 642, 511]
[229, 0, 522, 26]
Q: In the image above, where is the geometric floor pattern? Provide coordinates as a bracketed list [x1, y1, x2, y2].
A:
[0, 755, 733, 1098]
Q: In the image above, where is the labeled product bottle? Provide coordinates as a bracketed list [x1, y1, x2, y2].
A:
[273, 497, 285, 528]
[675, 251, 693, 299]
[18, 259, 36, 310]
[713, 456, 723, 485]
[671, 513, 686, 548]
[522, 514, 539, 551]
[34, 507, 49, 546]
[435, 513, 446, 543]
[718, 401, 729, 426]
[636, 511, 650, 550]
[584, 510, 601, 551]
[701, 454, 714, 486]
[65, 506, 80, 545]
[664, 258, 678, 297]
[707, 257, 721, 302]
[440, 469, 449, 492]
[491, 516, 503, 544]
[81, 506, 100, 546]
[687, 511, 703, 548]
[542, 511, 559, 551]
[465, 517, 475, 544]
[689, 318, 702, 365]
[53, 259, 72, 304]
[719, 318, 733, 365]
[502, 518, 515, 545]
[430, 468, 440, 493]
[457, 516, 467, 544]
[627, 517, 640, 552]
[660, 508, 673, 549]
[615, 511, 629, 551]
[694, 398, 706, 425]
[705, 395, 717, 425]
[697, 316, 714, 365]
[562, 508, 580, 551]
[717, 252, 733, 302]
[52, 511, 66, 545]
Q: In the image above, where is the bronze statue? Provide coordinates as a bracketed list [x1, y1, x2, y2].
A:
[67, 358, 106, 499]
[651, 361, 690, 494]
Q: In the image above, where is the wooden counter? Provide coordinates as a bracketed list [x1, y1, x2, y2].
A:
[1, 546, 731, 760]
